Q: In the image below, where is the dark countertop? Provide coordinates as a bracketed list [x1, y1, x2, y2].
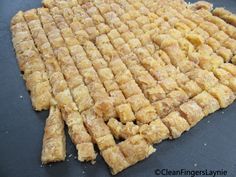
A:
[0, 0, 236, 177]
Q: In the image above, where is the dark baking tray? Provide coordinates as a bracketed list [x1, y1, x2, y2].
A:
[0, 0, 236, 177]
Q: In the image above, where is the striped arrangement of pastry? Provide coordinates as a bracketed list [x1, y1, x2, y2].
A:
[10, 0, 236, 175]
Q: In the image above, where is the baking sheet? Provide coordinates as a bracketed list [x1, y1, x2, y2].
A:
[0, 0, 236, 176]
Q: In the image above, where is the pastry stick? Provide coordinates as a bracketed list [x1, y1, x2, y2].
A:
[213, 8, 236, 27]
[11, 11, 52, 111]
[189, 1, 213, 11]
[23, 9, 96, 162]
[41, 105, 66, 164]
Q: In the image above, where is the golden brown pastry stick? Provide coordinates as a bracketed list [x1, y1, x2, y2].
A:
[213, 8, 236, 27]
[41, 105, 66, 164]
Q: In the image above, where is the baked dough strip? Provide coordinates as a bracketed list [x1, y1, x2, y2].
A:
[41, 105, 66, 164]
[212, 8, 236, 28]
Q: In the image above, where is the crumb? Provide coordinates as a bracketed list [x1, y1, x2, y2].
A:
[91, 160, 96, 165]
[74, 156, 77, 159]
[194, 163, 198, 167]
[82, 171, 85, 174]
[5, 131, 8, 134]
[49, 164, 52, 167]
[222, 111, 224, 114]
[204, 143, 207, 146]
[207, 120, 210, 123]
[40, 164, 43, 168]
[66, 159, 69, 162]
[19, 95, 23, 99]
[68, 154, 72, 158]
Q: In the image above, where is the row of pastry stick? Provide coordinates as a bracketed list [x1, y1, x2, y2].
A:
[45, 6, 161, 170]
[213, 7, 236, 28]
